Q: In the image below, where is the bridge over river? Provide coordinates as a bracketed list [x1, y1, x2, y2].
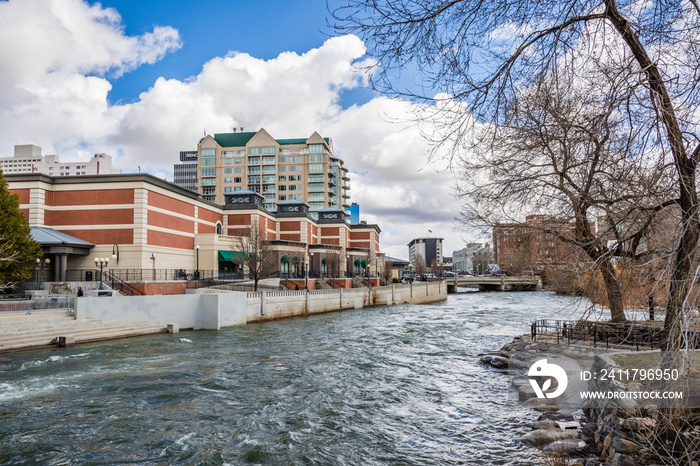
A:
[445, 275, 542, 293]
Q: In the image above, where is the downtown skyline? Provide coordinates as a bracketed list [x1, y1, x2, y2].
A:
[0, 0, 474, 259]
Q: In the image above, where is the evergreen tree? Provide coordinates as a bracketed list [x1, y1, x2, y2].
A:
[0, 170, 41, 290]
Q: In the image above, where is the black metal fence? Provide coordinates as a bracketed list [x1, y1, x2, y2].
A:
[530, 319, 699, 350]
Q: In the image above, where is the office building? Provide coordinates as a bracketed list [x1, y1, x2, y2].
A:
[452, 243, 492, 273]
[348, 203, 360, 225]
[408, 237, 443, 268]
[0, 144, 120, 176]
[196, 129, 350, 216]
[173, 150, 198, 192]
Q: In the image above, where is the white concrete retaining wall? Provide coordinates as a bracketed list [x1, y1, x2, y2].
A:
[74, 282, 447, 329]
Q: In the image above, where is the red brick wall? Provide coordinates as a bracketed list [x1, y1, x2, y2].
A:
[147, 210, 193, 233]
[47, 189, 134, 206]
[147, 230, 194, 249]
[148, 191, 194, 216]
[63, 228, 133, 245]
[46, 208, 133, 226]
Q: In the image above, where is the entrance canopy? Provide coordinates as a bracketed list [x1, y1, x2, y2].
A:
[218, 250, 246, 262]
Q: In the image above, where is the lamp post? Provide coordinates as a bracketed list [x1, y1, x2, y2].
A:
[367, 257, 371, 289]
[195, 245, 200, 280]
[305, 255, 310, 291]
[111, 244, 120, 264]
[94, 257, 109, 290]
[35, 257, 50, 290]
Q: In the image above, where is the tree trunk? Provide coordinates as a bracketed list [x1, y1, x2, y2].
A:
[599, 257, 626, 322]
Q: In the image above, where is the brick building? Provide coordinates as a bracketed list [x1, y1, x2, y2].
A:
[492, 215, 581, 274]
[7, 173, 380, 288]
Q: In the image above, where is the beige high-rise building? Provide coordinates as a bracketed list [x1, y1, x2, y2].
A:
[197, 129, 350, 217]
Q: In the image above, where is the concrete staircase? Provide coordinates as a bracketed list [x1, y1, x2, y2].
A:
[0, 312, 168, 352]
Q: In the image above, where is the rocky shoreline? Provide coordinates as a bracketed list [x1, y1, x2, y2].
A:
[481, 334, 665, 466]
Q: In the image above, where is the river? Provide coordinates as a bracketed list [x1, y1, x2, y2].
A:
[0, 291, 589, 465]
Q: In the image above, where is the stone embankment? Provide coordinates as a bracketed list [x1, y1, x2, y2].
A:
[481, 334, 700, 465]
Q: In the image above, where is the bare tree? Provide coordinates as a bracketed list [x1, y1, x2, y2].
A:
[231, 222, 276, 292]
[413, 253, 427, 280]
[381, 259, 394, 284]
[459, 71, 674, 321]
[326, 252, 342, 286]
[334, 0, 700, 348]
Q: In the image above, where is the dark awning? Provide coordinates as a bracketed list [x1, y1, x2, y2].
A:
[281, 255, 290, 262]
[218, 250, 246, 262]
[361, 260, 368, 266]
[354, 259, 361, 266]
[321, 257, 327, 264]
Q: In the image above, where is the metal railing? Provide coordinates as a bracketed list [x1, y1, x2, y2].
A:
[103, 271, 145, 296]
[529, 319, 695, 350]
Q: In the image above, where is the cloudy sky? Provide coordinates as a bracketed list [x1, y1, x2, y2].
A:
[0, 0, 483, 259]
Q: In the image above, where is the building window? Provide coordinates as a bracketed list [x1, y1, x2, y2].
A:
[309, 164, 323, 173]
[223, 151, 236, 157]
[225, 168, 232, 174]
[279, 185, 287, 191]
[249, 156, 260, 165]
[201, 178, 216, 186]
[224, 187, 232, 193]
[280, 149, 290, 155]
[225, 177, 232, 183]
[278, 195, 286, 201]
[201, 148, 216, 157]
[248, 146, 276, 155]
[201, 167, 215, 176]
[234, 177, 242, 183]
[234, 158, 243, 164]
[309, 144, 324, 153]
[234, 167, 242, 174]
[225, 159, 233, 165]
[201, 158, 215, 166]
[262, 156, 275, 164]
[309, 153, 323, 162]
[279, 175, 287, 181]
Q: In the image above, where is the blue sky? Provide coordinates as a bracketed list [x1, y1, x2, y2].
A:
[0, 0, 473, 258]
[96, 0, 374, 108]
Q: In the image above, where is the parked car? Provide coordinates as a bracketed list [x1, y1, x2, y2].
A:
[444, 272, 455, 277]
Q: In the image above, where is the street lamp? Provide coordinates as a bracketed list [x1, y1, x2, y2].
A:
[195, 244, 200, 280]
[94, 257, 109, 290]
[305, 254, 311, 291]
[35, 257, 50, 290]
[111, 244, 120, 264]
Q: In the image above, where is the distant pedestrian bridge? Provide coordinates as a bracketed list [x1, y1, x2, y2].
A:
[445, 276, 542, 293]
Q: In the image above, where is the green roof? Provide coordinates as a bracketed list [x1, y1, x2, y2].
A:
[213, 133, 257, 147]
[213, 132, 331, 148]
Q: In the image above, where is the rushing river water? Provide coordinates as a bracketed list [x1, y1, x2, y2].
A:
[0, 291, 589, 465]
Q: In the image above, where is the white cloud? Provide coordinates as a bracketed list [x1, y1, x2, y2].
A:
[0, 0, 480, 260]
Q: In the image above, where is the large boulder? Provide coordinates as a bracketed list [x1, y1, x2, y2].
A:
[522, 428, 579, 446]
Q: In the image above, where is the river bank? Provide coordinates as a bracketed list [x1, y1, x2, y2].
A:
[488, 332, 700, 466]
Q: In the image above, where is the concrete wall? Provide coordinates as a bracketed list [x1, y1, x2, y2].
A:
[74, 282, 447, 329]
[75, 293, 248, 330]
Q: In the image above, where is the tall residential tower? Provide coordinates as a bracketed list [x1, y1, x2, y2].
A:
[197, 129, 350, 217]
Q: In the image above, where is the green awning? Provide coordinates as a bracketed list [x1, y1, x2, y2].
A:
[218, 250, 246, 262]
[321, 257, 327, 264]
[361, 260, 368, 266]
[354, 259, 361, 266]
[281, 255, 290, 262]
